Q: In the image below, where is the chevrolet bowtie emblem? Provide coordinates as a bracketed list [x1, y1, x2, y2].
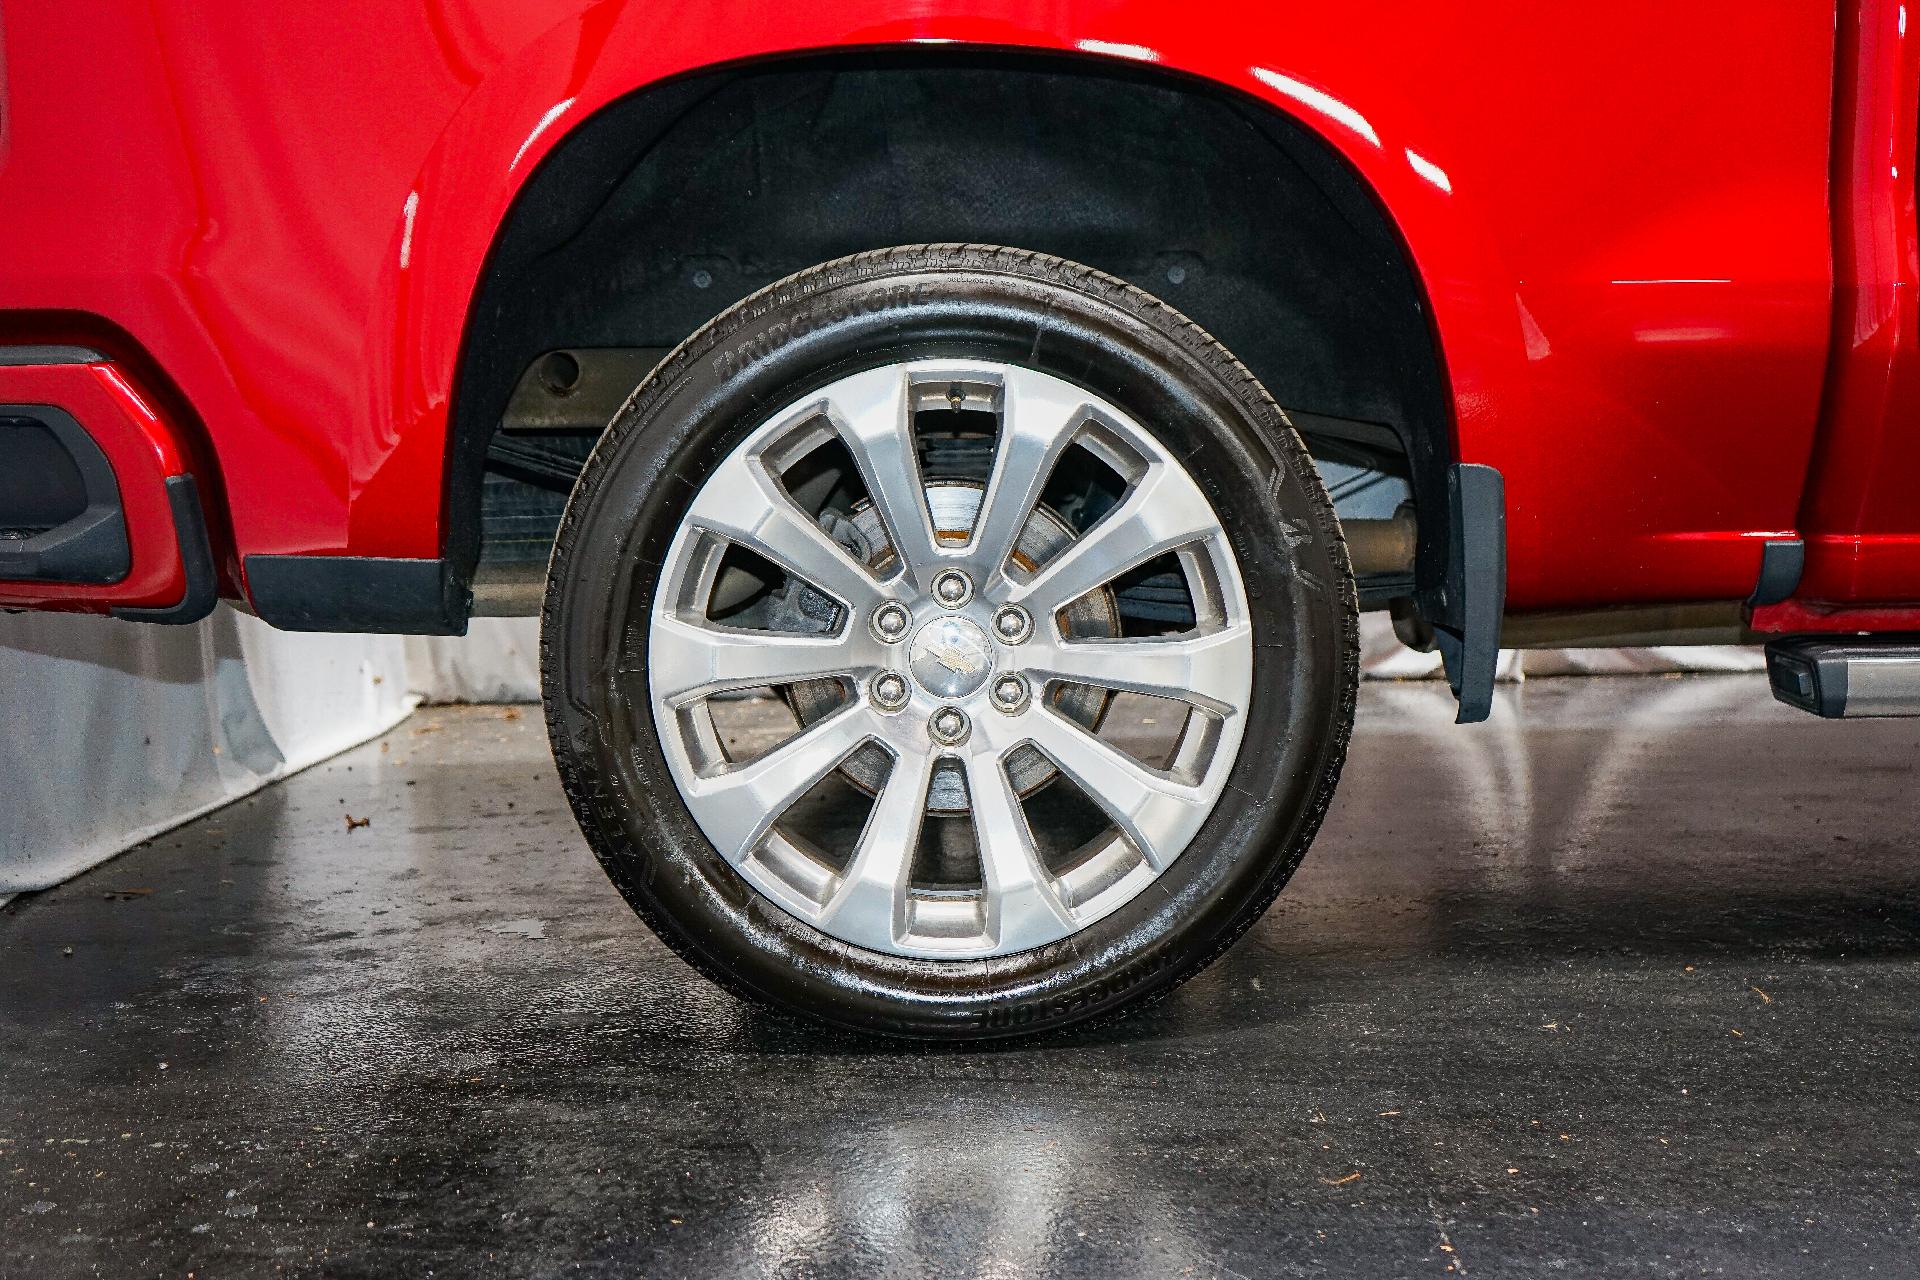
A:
[926, 640, 983, 675]
[909, 618, 996, 698]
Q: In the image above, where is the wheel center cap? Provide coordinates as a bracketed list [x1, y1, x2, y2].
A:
[907, 616, 996, 699]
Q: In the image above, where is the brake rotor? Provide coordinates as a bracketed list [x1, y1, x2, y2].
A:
[786, 480, 1118, 814]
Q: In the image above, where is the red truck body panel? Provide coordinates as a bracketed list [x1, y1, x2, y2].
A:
[1756, 0, 1920, 630]
[0, 1, 1912, 623]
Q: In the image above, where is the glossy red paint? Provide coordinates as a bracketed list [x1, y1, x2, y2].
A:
[0, 1, 1901, 618]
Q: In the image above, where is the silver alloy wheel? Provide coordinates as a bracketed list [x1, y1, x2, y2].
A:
[647, 359, 1254, 958]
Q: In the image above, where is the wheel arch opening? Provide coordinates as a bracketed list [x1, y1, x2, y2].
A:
[444, 48, 1458, 625]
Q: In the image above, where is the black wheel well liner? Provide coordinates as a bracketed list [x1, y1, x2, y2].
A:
[444, 48, 1459, 621]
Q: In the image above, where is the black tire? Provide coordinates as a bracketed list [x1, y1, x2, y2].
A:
[542, 244, 1357, 1040]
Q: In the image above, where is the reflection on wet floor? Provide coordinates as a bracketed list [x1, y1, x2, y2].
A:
[2, 675, 1918, 1277]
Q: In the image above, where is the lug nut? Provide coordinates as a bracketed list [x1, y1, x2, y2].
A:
[990, 674, 1030, 714]
[870, 672, 910, 712]
[991, 605, 1033, 645]
[931, 569, 973, 608]
[870, 602, 911, 643]
[928, 705, 971, 746]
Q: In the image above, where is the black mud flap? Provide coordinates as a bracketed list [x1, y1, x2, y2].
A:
[1430, 463, 1506, 724]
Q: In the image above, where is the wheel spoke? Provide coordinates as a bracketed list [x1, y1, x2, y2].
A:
[816, 748, 936, 948]
[970, 368, 1086, 583]
[691, 452, 882, 612]
[649, 614, 870, 707]
[1009, 462, 1218, 617]
[968, 751, 1075, 949]
[1026, 708, 1211, 871]
[682, 702, 876, 860]
[825, 366, 943, 578]
[1027, 623, 1253, 717]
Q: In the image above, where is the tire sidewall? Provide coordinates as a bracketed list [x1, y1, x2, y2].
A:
[544, 249, 1355, 1039]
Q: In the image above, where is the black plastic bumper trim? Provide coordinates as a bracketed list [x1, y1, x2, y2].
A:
[245, 554, 469, 635]
[0, 403, 132, 583]
[110, 475, 218, 626]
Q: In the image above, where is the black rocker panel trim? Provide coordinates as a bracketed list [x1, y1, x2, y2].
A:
[245, 554, 469, 635]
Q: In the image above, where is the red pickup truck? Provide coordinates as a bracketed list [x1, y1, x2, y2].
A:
[3, 2, 1914, 1037]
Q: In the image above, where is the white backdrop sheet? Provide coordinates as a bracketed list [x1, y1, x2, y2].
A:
[0, 608, 416, 894]
[0, 609, 1763, 898]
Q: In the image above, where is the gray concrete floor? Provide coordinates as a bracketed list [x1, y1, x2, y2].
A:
[4, 676, 1920, 1278]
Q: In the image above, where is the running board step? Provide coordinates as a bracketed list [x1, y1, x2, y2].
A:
[1766, 638, 1920, 718]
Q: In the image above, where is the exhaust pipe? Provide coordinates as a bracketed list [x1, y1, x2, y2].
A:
[1343, 509, 1418, 576]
